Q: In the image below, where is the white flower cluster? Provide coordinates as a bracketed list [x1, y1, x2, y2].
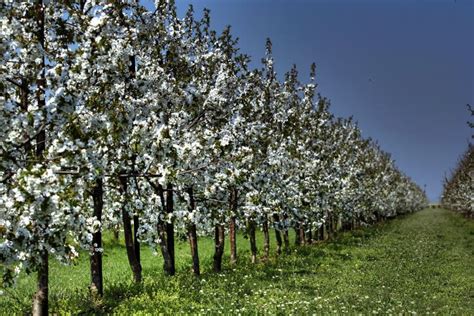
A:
[441, 144, 473, 216]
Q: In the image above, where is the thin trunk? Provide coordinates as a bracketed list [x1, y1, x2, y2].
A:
[229, 216, 237, 264]
[188, 224, 199, 276]
[299, 225, 306, 246]
[158, 224, 173, 276]
[273, 214, 282, 255]
[165, 183, 175, 275]
[262, 217, 270, 260]
[20, 78, 32, 153]
[248, 220, 257, 263]
[319, 223, 325, 240]
[127, 53, 143, 276]
[122, 210, 142, 282]
[336, 214, 342, 232]
[283, 229, 290, 254]
[133, 215, 141, 265]
[342, 219, 351, 231]
[213, 224, 225, 272]
[32, 250, 48, 316]
[307, 227, 313, 244]
[33, 2, 48, 314]
[35, 1, 45, 158]
[353, 218, 360, 230]
[113, 226, 120, 242]
[327, 213, 334, 240]
[294, 228, 301, 246]
[90, 178, 103, 297]
[341, 220, 347, 231]
[120, 177, 142, 283]
[148, 181, 174, 275]
[281, 214, 290, 254]
[229, 187, 238, 265]
[186, 187, 200, 276]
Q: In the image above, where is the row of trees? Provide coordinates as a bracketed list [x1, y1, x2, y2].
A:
[0, 1, 427, 314]
[441, 106, 473, 217]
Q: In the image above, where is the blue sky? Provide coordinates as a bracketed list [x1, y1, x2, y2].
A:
[144, 0, 473, 202]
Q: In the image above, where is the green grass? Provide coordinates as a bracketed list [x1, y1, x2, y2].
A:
[1, 208, 473, 314]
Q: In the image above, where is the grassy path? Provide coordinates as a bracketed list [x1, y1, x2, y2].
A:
[1, 208, 473, 314]
[346, 207, 474, 314]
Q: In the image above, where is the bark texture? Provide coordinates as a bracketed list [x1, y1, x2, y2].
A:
[32, 2, 48, 314]
[165, 183, 175, 275]
[120, 177, 142, 282]
[90, 178, 104, 297]
[294, 228, 301, 246]
[229, 188, 238, 264]
[262, 218, 270, 260]
[249, 220, 257, 263]
[299, 225, 306, 246]
[147, 180, 175, 275]
[186, 187, 200, 276]
[307, 228, 313, 244]
[273, 214, 282, 255]
[213, 224, 225, 272]
[283, 229, 290, 254]
[32, 251, 48, 316]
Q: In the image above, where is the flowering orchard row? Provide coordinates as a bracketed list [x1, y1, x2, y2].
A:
[441, 107, 473, 217]
[0, 1, 427, 314]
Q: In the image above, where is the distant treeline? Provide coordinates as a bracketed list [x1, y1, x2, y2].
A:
[441, 106, 473, 217]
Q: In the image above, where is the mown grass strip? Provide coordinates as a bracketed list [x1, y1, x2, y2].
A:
[1, 208, 472, 314]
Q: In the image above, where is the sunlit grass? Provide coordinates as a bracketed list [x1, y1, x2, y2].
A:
[1, 208, 473, 314]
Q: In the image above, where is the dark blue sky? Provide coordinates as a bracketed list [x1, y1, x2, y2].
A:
[144, 0, 473, 202]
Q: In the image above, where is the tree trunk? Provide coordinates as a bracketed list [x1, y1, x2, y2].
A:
[294, 227, 301, 246]
[229, 216, 237, 264]
[113, 226, 120, 242]
[248, 220, 257, 263]
[342, 219, 351, 231]
[299, 225, 306, 246]
[283, 229, 290, 254]
[20, 77, 32, 153]
[327, 213, 334, 240]
[120, 177, 142, 282]
[188, 224, 199, 276]
[90, 178, 103, 297]
[33, 2, 48, 314]
[307, 227, 313, 244]
[319, 223, 325, 240]
[32, 250, 48, 316]
[262, 217, 270, 260]
[186, 187, 200, 276]
[166, 183, 175, 275]
[147, 180, 174, 276]
[273, 214, 282, 255]
[133, 215, 141, 264]
[35, 0, 46, 159]
[229, 187, 238, 265]
[336, 214, 342, 232]
[213, 224, 225, 272]
[157, 224, 174, 276]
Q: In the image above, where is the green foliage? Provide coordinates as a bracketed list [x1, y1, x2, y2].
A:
[1, 208, 472, 314]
